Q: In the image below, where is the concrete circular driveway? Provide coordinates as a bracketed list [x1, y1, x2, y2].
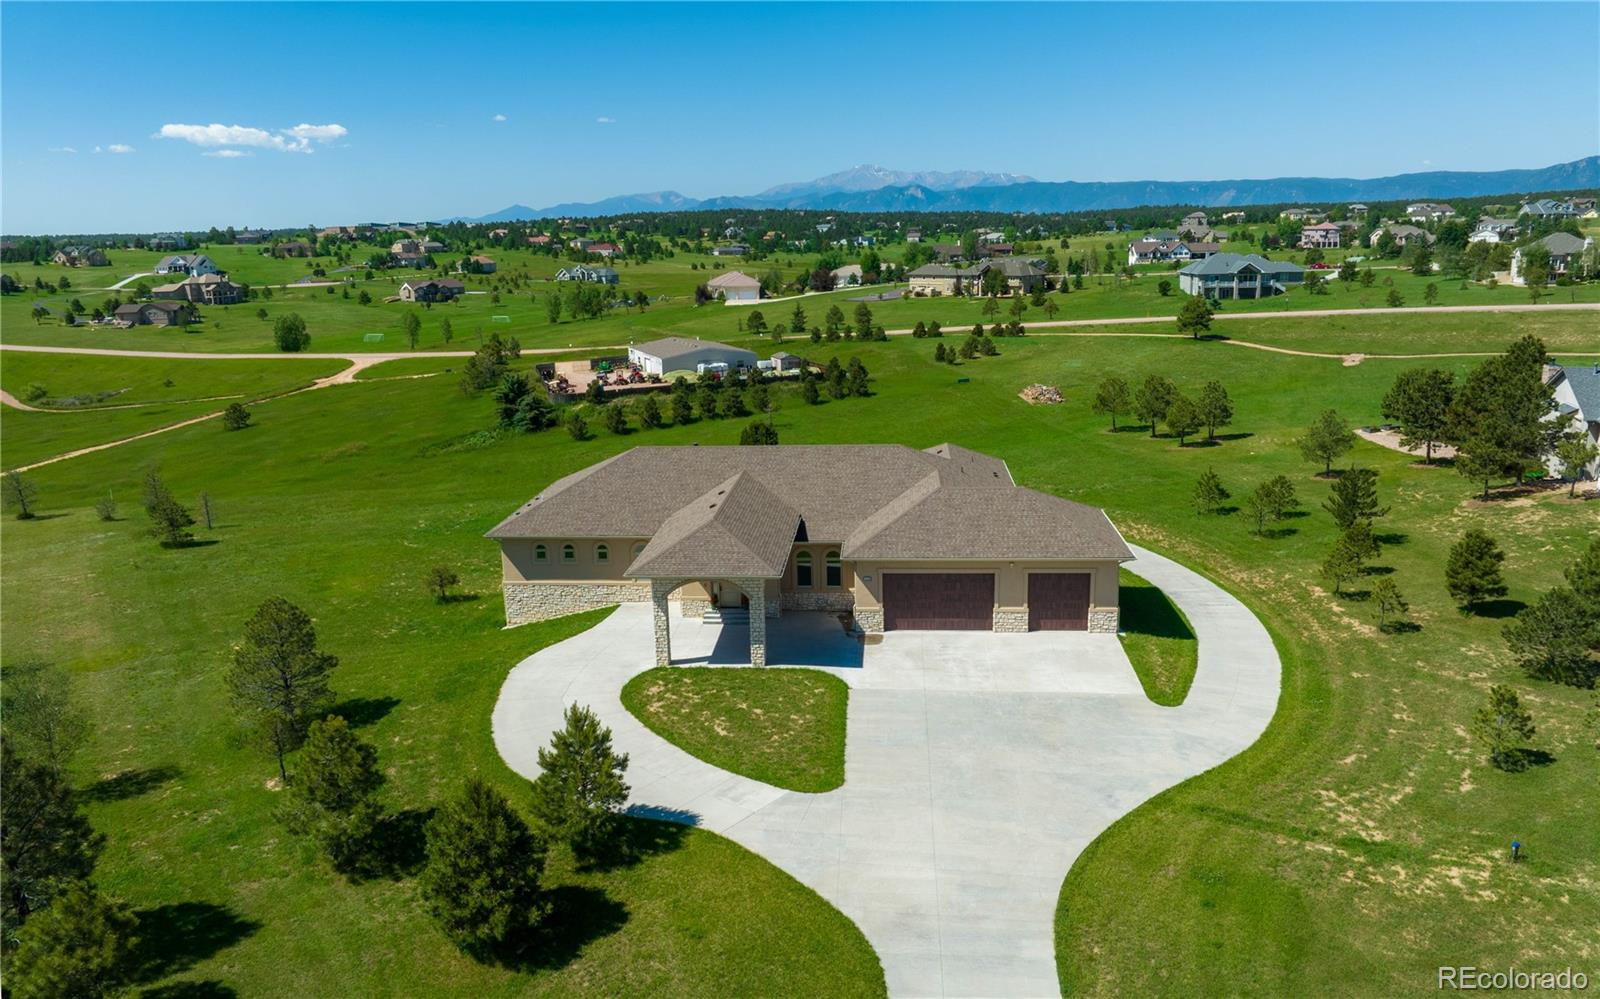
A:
[493, 544, 1281, 998]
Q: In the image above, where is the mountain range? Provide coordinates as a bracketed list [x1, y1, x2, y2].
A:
[463, 157, 1599, 221]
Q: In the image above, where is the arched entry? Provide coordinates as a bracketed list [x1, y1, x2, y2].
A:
[647, 576, 770, 667]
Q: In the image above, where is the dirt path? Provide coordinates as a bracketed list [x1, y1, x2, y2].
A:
[0, 389, 244, 413]
[106, 271, 155, 291]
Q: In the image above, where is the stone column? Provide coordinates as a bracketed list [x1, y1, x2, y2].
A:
[741, 578, 768, 668]
[650, 579, 676, 666]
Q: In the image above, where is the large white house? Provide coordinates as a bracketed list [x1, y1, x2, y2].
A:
[627, 336, 758, 377]
[707, 270, 761, 303]
[1544, 362, 1600, 490]
[1510, 232, 1591, 286]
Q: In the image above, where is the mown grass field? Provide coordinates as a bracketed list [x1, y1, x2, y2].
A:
[1, 300, 1595, 995]
[621, 667, 849, 792]
[1116, 569, 1199, 707]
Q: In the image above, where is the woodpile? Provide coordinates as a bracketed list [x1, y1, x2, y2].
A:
[1019, 383, 1063, 405]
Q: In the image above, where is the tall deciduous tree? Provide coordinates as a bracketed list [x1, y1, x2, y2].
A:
[3, 470, 39, 520]
[273, 312, 309, 352]
[1092, 376, 1132, 430]
[1296, 409, 1355, 475]
[529, 704, 630, 861]
[226, 597, 338, 783]
[1381, 367, 1455, 463]
[1554, 432, 1599, 496]
[1134, 375, 1177, 438]
[420, 779, 548, 956]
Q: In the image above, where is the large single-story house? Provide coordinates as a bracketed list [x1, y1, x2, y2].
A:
[488, 444, 1133, 665]
[711, 244, 749, 257]
[1127, 239, 1219, 266]
[1406, 202, 1455, 221]
[1299, 222, 1342, 249]
[149, 233, 189, 250]
[398, 278, 465, 303]
[1177, 253, 1305, 299]
[1519, 198, 1577, 219]
[831, 264, 863, 288]
[907, 258, 1045, 297]
[1544, 362, 1600, 489]
[273, 241, 314, 258]
[152, 273, 244, 306]
[113, 301, 195, 326]
[456, 255, 497, 274]
[707, 269, 761, 302]
[1368, 224, 1434, 248]
[52, 246, 110, 267]
[554, 265, 619, 284]
[626, 336, 757, 377]
[154, 253, 220, 276]
[1510, 232, 1592, 286]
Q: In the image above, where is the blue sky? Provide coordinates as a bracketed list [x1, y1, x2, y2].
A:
[3, 2, 1596, 233]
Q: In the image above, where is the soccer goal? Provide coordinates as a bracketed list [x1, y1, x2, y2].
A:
[491, 315, 511, 323]
[362, 332, 384, 343]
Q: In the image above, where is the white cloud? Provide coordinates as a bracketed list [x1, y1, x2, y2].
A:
[596, 116, 616, 124]
[492, 113, 508, 122]
[155, 121, 346, 154]
[204, 149, 251, 158]
[107, 143, 135, 154]
[49, 146, 77, 154]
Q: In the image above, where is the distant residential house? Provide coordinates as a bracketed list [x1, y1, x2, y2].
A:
[906, 229, 922, 243]
[527, 234, 553, 246]
[390, 238, 422, 254]
[1182, 242, 1221, 259]
[1543, 361, 1600, 489]
[1220, 211, 1247, 222]
[1299, 222, 1342, 249]
[1177, 253, 1304, 299]
[1573, 197, 1598, 218]
[1347, 203, 1369, 216]
[1279, 207, 1315, 221]
[233, 230, 267, 244]
[1144, 229, 1181, 242]
[274, 241, 314, 258]
[1128, 239, 1217, 266]
[152, 273, 244, 306]
[978, 231, 1006, 244]
[1469, 218, 1519, 244]
[398, 278, 466, 303]
[711, 244, 749, 257]
[907, 258, 1045, 297]
[488, 228, 510, 239]
[1518, 198, 1577, 219]
[1181, 211, 1209, 228]
[419, 238, 445, 254]
[930, 243, 964, 262]
[588, 242, 619, 258]
[148, 233, 189, 250]
[554, 265, 619, 284]
[707, 269, 761, 302]
[113, 301, 195, 326]
[831, 264, 863, 289]
[1368, 224, 1434, 249]
[569, 237, 595, 252]
[1405, 202, 1454, 221]
[391, 252, 429, 269]
[768, 351, 806, 373]
[853, 235, 875, 247]
[52, 246, 110, 267]
[154, 253, 220, 276]
[979, 243, 1014, 258]
[457, 255, 497, 274]
[1510, 232, 1592, 286]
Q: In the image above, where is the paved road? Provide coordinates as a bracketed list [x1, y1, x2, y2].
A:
[493, 544, 1281, 998]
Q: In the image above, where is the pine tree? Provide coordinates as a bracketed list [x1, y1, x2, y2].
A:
[1134, 375, 1177, 437]
[1296, 409, 1355, 474]
[1175, 295, 1213, 339]
[1193, 468, 1230, 514]
[8, 880, 137, 999]
[1, 738, 104, 927]
[637, 393, 662, 429]
[1196, 380, 1233, 440]
[1164, 394, 1201, 444]
[1380, 367, 1454, 463]
[1092, 376, 1132, 430]
[1370, 577, 1409, 631]
[671, 392, 694, 424]
[1503, 588, 1600, 687]
[1322, 467, 1389, 529]
[1472, 685, 1536, 771]
[1445, 529, 1507, 611]
[1246, 475, 1299, 536]
[279, 716, 384, 873]
[141, 468, 195, 547]
[529, 704, 630, 862]
[602, 401, 628, 435]
[420, 779, 548, 955]
[226, 597, 338, 783]
[846, 357, 870, 397]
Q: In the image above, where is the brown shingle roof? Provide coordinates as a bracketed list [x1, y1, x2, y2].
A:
[488, 445, 1131, 566]
[626, 472, 801, 579]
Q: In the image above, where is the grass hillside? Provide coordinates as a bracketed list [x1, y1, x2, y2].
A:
[1, 313, 1595, 995]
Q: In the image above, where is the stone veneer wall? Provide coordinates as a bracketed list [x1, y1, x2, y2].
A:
[1088, 608, 1119, 634]
[680, 598, 709, 619]
[992, 608, 1029, 633]
[503, 581, 649, 626]
[853, 607, 884, 633]
[780, 591, 855, 613]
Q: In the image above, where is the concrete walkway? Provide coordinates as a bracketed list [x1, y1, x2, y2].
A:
[493, 544, 1280, 998]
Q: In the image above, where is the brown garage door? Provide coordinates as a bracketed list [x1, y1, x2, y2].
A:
[1028, 573, 1091, 631]
[883, 573, 994, 631]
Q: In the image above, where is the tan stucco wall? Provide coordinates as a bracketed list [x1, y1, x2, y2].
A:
[848, 559, 1121, 614]
[501, 537, 649, 584]
[780, 543, 853, 595]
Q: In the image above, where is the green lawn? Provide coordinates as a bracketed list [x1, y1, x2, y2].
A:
[621, 667, 849, 792]
[1, 310, 1594, 995]
[1116, 568, 1199, 707]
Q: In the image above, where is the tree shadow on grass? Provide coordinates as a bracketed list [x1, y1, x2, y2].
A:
[1379, 620, 1422, 635]
[1363, 565, 1396, 577]
[160, 539, 220, 550]
[331, 696, 400, 729]
[435, 592, 482, 605]
[355, 806, 434, 881]
[1466, 598, 1526, 620]
[1496, 748, 1556, 773]
[1119, 583, 1195, 642]
[139, 982, 239, 999]
[1210, 431, 1254, 443]
[510, 887, 629, 973]
[576, 814, 692, 873]
[80, 765, 182, 803]
[1258, 526, 1298, 540]
[130, 903, 260, 985]
[1373, 531, 1409, 546]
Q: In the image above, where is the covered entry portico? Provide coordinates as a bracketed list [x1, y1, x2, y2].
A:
[646, 576, 776, 667]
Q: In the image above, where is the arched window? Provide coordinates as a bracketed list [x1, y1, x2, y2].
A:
[534, 543, 548, 562]
[561, 543, 576, 563]
[795, 551, 813, 588]
[595, 544, 609, 563]
[631, 542, 646, 562]
[826, 551, 842, 588]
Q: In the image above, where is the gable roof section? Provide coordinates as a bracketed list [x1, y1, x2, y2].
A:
[632, 336, 757, 365]
[1536, 232, 1588, 256]
[707, 270, 760, 289]
[1179, 252, 1304, 277]
[625, 472, 801, 579]
[1554, 361, 1600, 419]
